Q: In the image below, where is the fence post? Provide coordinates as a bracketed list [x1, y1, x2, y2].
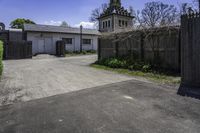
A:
[115, 36, 119, 58]
[140, 32, 144, 61]
[98, 38, 101, 60]
[178, 13, 200, 99]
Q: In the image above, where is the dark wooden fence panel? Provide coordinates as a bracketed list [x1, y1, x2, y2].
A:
[181, 13, 200, 87]
[56, 41, 65, 57]
[99, 27, 181, 71]
[4, 41, 32, 59]
[178, 12, 200, 99]
[0, 31, 9, 43]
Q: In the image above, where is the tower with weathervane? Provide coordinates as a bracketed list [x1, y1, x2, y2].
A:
[98, 0, 134, 33]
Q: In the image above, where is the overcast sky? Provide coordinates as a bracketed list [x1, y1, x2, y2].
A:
[0, 0, 194, 29]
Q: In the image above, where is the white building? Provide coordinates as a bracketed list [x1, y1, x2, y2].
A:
[24, 24, 100, 55]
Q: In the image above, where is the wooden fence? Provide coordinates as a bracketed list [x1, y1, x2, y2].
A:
[98, 26, 181, 72]
[178, 12, 200, 98]
[4, 41, 32, 59]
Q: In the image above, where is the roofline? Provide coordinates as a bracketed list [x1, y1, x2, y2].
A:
[24, 24, 100, 35]
[98, 13, 135, 19]
[24, 24, 97, 31]
[25, 30, 101, 36]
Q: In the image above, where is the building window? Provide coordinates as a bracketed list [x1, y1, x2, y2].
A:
[82, 39, 92, 45]
[119, 20, 121, 27]
[103, 22, 105, 29]
[62, 38, 72, 44]
[108, 20, 111, 27]
[122, 20, 125, 26]
[105, 21, 108, 27]
[125, 21, 128, 27]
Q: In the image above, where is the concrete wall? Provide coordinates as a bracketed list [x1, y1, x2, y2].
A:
[99, 15, 133, 33]
[99, 16, 113, 32]
[27, 32, 98, 55]
[113, 15, 133, 32]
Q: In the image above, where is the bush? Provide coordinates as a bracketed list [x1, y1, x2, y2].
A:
[65, 51, 73, 54]
[66, 50, 97, 55]
[86, 50, 96, 53]
[142, 64, 151, 72]
[82, 51, 87, 55]
[0, 41, 3, 77]
[96, 57, 153, 72]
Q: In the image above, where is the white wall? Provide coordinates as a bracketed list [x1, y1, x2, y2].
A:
[27, 32, 98, 55]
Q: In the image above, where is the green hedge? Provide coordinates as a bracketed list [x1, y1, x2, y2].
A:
[0, 41, 3, 77]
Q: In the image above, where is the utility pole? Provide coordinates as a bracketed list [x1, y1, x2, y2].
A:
[80, 25, 83, 52]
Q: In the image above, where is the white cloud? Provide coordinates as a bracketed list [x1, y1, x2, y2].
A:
[43, 20, 62, 26]
[74, 21, 96, 29]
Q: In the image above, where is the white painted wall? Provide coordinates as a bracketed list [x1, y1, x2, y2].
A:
[27, 32, 98, 55]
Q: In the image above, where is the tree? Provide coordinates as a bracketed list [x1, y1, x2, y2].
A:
[138, 2, 178, 28]
[90, 3, 108, 25]
[60, 21, 70, 27]
[128, 6, 137, 26]
[10, 18, 36, 29]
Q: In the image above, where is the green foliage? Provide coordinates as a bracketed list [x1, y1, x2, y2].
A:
[96, 57, 152, 72]
[65, 50, 97, 56]
[142, 64, 152, 72]
[91, 64, 181, 84]
[0, 41, 3, 77]
[10, 18, 36, 29]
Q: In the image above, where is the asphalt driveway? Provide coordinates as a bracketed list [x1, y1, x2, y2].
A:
[0, 55, 134, 106]
[0, 80, 199, 133]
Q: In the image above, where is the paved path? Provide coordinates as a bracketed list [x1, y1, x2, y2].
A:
[0, 80, 199, 133]
[0, 55, 134, 106]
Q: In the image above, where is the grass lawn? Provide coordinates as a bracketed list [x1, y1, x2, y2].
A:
[91, 64, 181, 85]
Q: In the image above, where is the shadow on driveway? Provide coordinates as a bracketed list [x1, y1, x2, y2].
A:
[0, 80, 200, 133]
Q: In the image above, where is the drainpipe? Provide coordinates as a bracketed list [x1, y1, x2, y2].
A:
[80, 25, 83, 52]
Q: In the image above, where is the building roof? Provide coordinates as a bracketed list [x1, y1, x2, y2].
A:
[24, 24, 101, 35]
[100, 7, 133, 18]
[9, 28, 23, 32]
[99, 0, 134, 19]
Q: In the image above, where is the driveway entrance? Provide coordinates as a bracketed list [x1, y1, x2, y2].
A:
[0, 55, 133, 105]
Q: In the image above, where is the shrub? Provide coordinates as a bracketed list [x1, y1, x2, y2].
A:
[96, 57, 153, 72]
[86, 50, 96, 53]
[82, 51, 87, 55]
[142, 64, 152, 72]
[107, 58, 124, 68]
[0, 41, 3, 77]
[65, 51, 73, 54]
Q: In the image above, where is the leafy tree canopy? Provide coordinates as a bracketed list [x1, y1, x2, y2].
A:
[10, 18, 36, 29]
[60, 21, 70, 27]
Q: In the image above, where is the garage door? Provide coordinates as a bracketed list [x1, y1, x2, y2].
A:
[36, 37, 54, 54]
[38, 39, 45, 53]
[44, 37, 54, 54]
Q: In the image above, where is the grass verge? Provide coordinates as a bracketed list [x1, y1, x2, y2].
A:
[91, 64, 181, 85]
